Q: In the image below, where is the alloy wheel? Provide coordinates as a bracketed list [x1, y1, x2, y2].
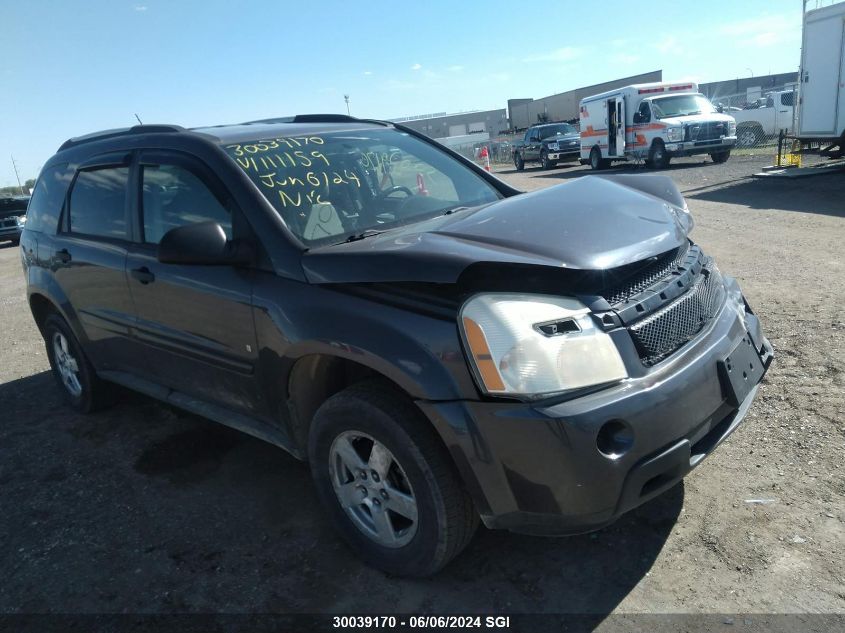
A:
[52, 331, 82, 397]
[329, 431, 418, 548]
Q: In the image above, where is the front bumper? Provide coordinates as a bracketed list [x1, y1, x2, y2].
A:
[547, 146, 580, 161]
[418, 278, 772, 535]
[666, 136, 737, 156]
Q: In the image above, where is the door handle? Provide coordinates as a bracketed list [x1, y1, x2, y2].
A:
[130, 266, 155, 284]
[54, 249, 71, 264]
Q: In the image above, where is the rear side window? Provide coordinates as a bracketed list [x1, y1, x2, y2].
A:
[780, 92, 794, 106]
[25, 163, 71, 234]
[141, 164, 232, 244]
[68, 167, 129, 239]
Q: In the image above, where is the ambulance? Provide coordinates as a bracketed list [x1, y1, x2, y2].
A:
[579, 82, 737, 170]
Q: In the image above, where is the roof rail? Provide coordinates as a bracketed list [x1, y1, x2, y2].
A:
[58, 124, 186, 152]
[240, 114, 390, 126]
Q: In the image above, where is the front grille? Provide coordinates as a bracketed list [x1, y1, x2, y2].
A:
[603, 242, 690, 305]
[0, 218, 17, 228]
[629, 267, 725, 366]
[685, 121, 726, 142]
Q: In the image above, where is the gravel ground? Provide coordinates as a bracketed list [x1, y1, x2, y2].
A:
[1, 151, 843, 625]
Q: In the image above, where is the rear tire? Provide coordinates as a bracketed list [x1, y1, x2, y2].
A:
[710, 149, 731, 163]
[589, 146, 604, 170]
[308, 382, 479, 576]
[647, 140, 671, 169]
[514, 154, 525, 171]
[43, 314, 115, 413]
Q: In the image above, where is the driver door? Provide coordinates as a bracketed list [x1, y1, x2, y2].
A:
[125, 150, 263, 416]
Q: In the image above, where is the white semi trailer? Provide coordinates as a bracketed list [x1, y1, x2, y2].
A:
[797, 0, 845, 156]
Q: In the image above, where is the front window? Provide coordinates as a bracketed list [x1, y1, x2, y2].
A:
[224, 128, 502, 246]
[538, 124, 576, 140]
[141, 164, 232, 244]
[650, 94, 717, 119]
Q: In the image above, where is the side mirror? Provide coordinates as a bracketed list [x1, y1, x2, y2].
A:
[716, 103, 724, 113]
[157, 221, 251, 266]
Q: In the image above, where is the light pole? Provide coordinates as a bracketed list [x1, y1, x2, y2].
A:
[11, 155, 24, 195]
[344, 94, 350, 116]
[746, 67, 754, 77]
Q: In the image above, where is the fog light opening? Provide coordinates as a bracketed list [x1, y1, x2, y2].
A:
[597, 420, 634, 459]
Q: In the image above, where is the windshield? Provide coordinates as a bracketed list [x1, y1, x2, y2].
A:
[650, 94, 716, 119]
[224, 128, 502, 246]
[538, 124, 576, 139]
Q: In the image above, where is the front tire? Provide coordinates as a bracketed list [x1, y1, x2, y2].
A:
[43, 314, 115, 412]
[648, 140, 671, 169]
[514, 153, 525, 171]
[308, 382, 478, 576]
[736, 125, 763, 148]
[541, 150, 554, 170]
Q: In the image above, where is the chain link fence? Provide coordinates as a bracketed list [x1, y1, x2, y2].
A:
[708, 85, 798, 149]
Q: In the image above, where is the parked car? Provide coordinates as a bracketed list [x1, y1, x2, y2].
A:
[728, 90, 796, 147]
[0, 195, 30, 245]
[512, 122, 581, 170]
[22, 116, 772, 576]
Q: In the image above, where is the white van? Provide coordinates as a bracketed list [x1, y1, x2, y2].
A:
[579, 82, 737, 170]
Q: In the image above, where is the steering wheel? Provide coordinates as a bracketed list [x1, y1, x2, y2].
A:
[376, 185, 414, 200]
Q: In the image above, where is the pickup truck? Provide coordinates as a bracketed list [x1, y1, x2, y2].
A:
[513, 122, 580, 170]
[723, 90, 796, 147]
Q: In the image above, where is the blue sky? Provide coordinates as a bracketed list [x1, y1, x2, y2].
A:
[1, 0, 804, 186]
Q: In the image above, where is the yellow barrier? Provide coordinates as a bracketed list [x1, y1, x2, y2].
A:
[776, 139, 802, 168]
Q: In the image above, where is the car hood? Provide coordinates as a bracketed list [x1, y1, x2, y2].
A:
[302, 175, 693, 284]
[659, 113, 736, 126]
[543, 135, 580, 144]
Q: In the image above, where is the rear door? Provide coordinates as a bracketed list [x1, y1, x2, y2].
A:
[53, 155, 145, 372]
[124, 150, 262, 416]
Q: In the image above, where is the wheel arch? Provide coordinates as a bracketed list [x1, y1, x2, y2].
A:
[27, 279, 84, 342]
[284, 352, 461, 464]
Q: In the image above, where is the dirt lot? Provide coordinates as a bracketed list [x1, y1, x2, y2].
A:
[1, 152, 843, 625]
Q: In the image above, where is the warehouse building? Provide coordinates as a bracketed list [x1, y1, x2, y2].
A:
[698, 71, 799, 103]
[507, 70, 663, 131]
[390, 109, 509, 138]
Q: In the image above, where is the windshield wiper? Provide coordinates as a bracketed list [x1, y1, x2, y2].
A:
[336, 229, 383, 245]
[442, 205, 470, 216]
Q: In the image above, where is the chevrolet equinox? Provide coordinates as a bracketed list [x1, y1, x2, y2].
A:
[21, 116, 773, 576]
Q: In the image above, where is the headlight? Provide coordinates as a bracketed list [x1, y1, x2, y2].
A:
[666, 127, 684, 142]
[460, 293, 628, 398]
[15, 215, 26, 226]
[727, 121, 737, 136]
[548, 142, 559, 151]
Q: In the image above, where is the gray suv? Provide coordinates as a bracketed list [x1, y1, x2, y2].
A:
[21, 115, 772, 576]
